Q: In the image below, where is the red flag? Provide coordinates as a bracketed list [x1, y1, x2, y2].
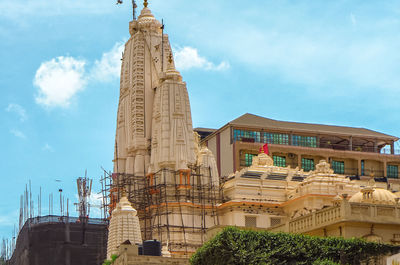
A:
[260, 143, 269, 155]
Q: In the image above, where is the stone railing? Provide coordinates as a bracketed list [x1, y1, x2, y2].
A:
[273, 201, 400, 234]
[288, 206, 341, 233]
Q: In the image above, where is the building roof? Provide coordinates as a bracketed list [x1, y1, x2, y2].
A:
[227, 113, 398, 140]
[349, 188, 398, 205]
[194, 127, 217, 133]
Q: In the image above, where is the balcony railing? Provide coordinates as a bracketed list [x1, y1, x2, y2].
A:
[235, 137, 400, 155]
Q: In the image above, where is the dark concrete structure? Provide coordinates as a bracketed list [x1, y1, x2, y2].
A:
[10, 216, 108, 265]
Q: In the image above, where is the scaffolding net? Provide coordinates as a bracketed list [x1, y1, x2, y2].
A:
[101, 164, 221, 256]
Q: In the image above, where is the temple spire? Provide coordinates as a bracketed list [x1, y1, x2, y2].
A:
[144, 0, 148, 8]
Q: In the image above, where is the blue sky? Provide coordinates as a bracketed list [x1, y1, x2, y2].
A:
[1, 0, 400, 240]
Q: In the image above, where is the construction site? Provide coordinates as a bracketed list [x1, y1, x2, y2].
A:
[102, 165, 222, 256]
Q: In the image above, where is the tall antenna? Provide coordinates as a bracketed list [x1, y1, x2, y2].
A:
[76, 171, 93, 219]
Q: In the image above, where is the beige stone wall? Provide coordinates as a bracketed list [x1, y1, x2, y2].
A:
[220, 127, 233, 177]
[113, 245, 189, 265]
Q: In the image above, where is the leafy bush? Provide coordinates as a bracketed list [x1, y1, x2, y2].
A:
[111, 254, 118, 262]
[190, 227, 400, 265]
[312, 258, 340, 265]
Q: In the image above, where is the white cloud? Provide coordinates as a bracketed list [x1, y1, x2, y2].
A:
[42, 143, 54, 152]
[6, 103, 27, 122]
[91, 42, 124, 82]
[34, 56, 87, 108]
[10, 129, 26, 139]
[173, 46, 230, 71]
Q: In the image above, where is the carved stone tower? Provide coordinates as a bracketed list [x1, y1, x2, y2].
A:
[114, 1, 196, 176]
[111, 2, 220, 256]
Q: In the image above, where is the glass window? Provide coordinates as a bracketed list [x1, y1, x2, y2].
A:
[301, 158, 315, 172]
[332, 160, 345, 174]
[234, 129, 260, 143]
[292, 135, 317, 148]
[273, 155, 286, 167]
[241, 153, 258, 167]
[387, 165, 398, 179]
[361, 160, 365, 176]
[263, 132, 289, 145]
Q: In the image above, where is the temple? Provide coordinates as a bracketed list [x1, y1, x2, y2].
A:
[110, 1, 220, 257]
[107, 1, 400, 262]
[114, 1, 196, 176]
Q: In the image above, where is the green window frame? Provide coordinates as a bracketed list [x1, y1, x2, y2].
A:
[361, 160, 365, 176]
[301, 158, 315, 172]
[263, 132, 289, 145]
[387, 165, 398, 179]
[273, 155, 286, 167]
[331, 160, 345, 174]
[234, 129, 260, 143]
[292, 135, 317, 148]
[244, 153, 258, 167]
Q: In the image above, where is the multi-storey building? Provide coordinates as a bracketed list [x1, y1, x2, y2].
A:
[201, 113, 400, 184]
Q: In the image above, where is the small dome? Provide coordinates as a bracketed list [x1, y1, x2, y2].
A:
[349, 188, 398, 205]
[362, 233, 383, 243]
[112, 196, 138, 215]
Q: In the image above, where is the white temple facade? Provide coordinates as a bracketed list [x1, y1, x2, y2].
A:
[107, 196, 142, 259]
[110, 1, 220, 257]
[114, 2, 197, 176]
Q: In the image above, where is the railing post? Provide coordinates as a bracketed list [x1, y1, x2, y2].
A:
[391, 141, 395, 155]
[341, 194, 350, 219]
[349, 136, 353, 151]
[384, 161, 387, 178]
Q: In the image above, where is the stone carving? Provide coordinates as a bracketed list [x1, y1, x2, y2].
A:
[114, 5, 196, 175]
[107, 196, 142, 259]
[314, 160, 334, 174]
[251, 153, 274, 167]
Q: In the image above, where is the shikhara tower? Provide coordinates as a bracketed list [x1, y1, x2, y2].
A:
[114, 1, 196, 176]
[111, 1, 220, 256]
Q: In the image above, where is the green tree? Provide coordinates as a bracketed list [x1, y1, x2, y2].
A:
[190, 227, 400, 265]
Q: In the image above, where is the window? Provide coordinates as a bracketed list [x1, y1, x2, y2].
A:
[234, 129, 260, 143]
[292, 135, 317, 148]
[361, 160, 365, 176]
[332, 160, 345, 174]
[245, 216, 257, 228]
[263, 132, 289, 145]
[387, 165, 398, 179]
[241, 152, 258, 167]
[273, 155, 286, 167]
[301, 158, 315, 172]
[270, 218, 281, 227]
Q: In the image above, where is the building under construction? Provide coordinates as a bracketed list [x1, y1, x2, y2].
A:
[9, 216, 108, 265]
[103, 164, 221, 256]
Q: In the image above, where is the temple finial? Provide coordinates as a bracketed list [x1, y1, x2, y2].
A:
[144, 0, 148, 8]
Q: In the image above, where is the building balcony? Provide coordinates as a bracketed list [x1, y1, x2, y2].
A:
[234, 138, 400, 156]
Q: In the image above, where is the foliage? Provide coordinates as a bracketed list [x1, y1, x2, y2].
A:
[190, 227, 400, 265]
[312, 258, 340, 265]
[111, 254, 118, 262]
[102, 254, 119, 265]
[102, 260, 112, 265]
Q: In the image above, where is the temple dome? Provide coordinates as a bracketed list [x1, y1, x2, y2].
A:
[137, 6, 162, 29]
[349, 188, 398, 205]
